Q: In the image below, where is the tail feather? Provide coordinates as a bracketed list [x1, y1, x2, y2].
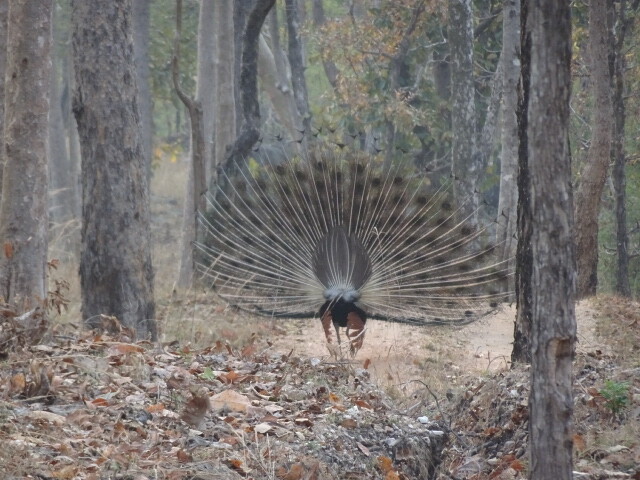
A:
[196, 145, 514, 333]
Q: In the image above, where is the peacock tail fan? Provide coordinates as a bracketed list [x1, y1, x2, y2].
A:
[195, 140, 514, 352]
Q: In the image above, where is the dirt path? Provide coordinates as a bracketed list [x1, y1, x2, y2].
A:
[268, 300, 601, 391]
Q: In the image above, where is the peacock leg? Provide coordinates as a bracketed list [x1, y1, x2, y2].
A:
[346, 311, 366, 354]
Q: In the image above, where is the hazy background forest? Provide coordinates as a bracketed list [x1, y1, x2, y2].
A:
[37, 0, 640, 311]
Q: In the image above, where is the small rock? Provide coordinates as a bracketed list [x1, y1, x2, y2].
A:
[606, 444, 630, 454]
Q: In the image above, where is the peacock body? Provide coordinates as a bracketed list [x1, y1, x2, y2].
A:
[197, 144, 512, 354]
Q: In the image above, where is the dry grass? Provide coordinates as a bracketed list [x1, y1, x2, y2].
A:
[591, 295, 640, 368]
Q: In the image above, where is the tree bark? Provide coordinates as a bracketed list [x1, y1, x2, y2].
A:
[223, 0, 276, 175]
[132, 0, 153, 179]
[449, 0, 479, 219]
[284, 0, 311, 136]
[477, 56, 503, 171]
[72, 0, 156, 340]
[213, 0, 236, 177]
[575, 0, 614, 298]
[49, 6, 77, 229]
[612, 0, 636, 297]
[258, 33, 299, 139]
[261, 9, 300, 139]
[497, 0, 520, 275]
[0, 1, 53, 308]
[512, 0, 531, 365]
[174, 0, 208, 289]
[311, 0, 339, 90]
[527, 0, 576, 477]
[0, 0, 7, 194]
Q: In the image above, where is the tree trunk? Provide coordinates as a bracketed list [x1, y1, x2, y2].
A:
[72, 0, 156, 340]
[0, 1, 53, 309]
[575, 0, 614, 298]
[449, 0, 479, 218]
[258, 34, 299, 139]
[132, 0, 153, 179]
[196, 0, 216, 178]
[310, 0, 338, 90]
[477, 56, 503, 171]
[174, 0, 208, 289]
[527, 0, 576, 477]
[261, 9, 300, 139]
[223, 0, 276, 175]
[49, 7, 76, 230]
[233, 1, 251, 136]
[512, 0, 532, 364]
[213, 0, 237, 177]
[0, 0, 8, 195]
[61, 41, 82, 222]
[497, 0, 520, 275]
[284, 0, 311, 136]
[612, 0, 634, 297]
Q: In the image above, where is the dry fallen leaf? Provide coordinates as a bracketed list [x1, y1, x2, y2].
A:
[177, 449, 192, 463]
[105, 343, 145, 356]
[378, 456, 394, 473]
[146, 403, 165, 413]
[340, 418, 357, 429]
[28, 410, 66, 426]
[254, 422, 273, 434]
[9, 372, 26, 395]
[573, 433, 586, 452]
[278, 462, 304, 480]
[181, 388, 211, 427]
[3, 242, 14, 259]
[357, 441, 370, 456]
[210, 389, 251, 413]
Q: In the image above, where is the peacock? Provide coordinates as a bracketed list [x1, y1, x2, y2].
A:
[196, 140, 513, 355]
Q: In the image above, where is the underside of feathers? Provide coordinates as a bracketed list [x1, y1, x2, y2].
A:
[196, 147, 513, 329]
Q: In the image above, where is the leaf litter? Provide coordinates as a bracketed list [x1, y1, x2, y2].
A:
[0, 296, 638, 479]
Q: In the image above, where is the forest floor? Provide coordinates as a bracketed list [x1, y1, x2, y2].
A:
[0, 158, 638, 479]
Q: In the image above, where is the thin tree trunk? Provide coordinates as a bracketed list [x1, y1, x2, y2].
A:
[284, 0, 311, 136]
[0, 1, 53, 308]
[512, 0, 532, 364]
[527, 0, 576, 477]
[477, 56, 503, 171]
[449, 0, 479, 219]
[49, 6, 76, 231]
[133, 0, 153, 178]
[0, 1, 8, 196]
[258, 34, 299, 139]
[311, 0, 338, 90]
[49, 51, 75, 226]
[72, 0, 156, 340]
[174, 0, 207, 289]
[196, 0, 216, 178]
[612, 0, 636, 297]
[213, 0, 236, 176]
[61, 39, 82, 221]
[575, 0, 614, 298]
[223, 0, 276, 175]
[497, 0, 520, 276]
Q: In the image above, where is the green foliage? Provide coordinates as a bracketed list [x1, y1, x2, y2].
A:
[600, 380, 630, 416]
[199, 366, 216, 381]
